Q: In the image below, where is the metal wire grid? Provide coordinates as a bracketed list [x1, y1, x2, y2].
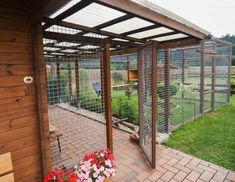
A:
[138, 46, 153, 162]
[110, 54, 138, 98]
[214, 40, 231, 109]
[157, 40, 231, 134]
[43, 26, 107, 169]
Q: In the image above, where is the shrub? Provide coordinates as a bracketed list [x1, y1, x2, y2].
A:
[157, 82, 180, 99]
[112, 97, 138, 124]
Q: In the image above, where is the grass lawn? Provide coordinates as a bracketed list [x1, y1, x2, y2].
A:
[164, 96, 235, 171]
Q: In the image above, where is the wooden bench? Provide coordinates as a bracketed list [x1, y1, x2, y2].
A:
[0, 152, 14, 182]
[49, 123, 63, 153]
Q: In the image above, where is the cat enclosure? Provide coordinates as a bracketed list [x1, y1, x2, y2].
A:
[41, 0, 231, 169]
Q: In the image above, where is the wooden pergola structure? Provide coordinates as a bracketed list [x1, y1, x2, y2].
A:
[0, 0, 215, 181]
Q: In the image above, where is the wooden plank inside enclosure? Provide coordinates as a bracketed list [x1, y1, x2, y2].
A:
[103, 42, 113, 152]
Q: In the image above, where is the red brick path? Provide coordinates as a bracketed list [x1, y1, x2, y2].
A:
[49, 107, 235, 181]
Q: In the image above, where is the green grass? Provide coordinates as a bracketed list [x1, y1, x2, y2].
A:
[164, 96, 235, 171]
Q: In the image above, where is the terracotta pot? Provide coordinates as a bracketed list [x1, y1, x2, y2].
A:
[105, 178, 111, 182]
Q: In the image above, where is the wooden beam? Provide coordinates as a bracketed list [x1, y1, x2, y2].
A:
[42, 0, 93, 30]
[158, 38, 201, 49]
[103, 41, 113, 152]
[95, 14, 133, 29]
[142, 31, 178, 41]
[43, 31, 139, 47]
[42, 17, 145, 43]
[121, 24, 160, 36]
[94, 0, 208, 39]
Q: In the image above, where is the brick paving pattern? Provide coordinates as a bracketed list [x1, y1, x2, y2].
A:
[50, 106, 235, 181]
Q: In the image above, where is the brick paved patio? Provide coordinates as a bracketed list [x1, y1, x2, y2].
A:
[49, 106, 235, 182]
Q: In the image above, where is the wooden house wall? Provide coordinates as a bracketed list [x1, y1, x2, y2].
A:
[0, 1, 51, 181]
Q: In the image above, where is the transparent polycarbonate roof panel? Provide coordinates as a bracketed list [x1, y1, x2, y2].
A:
[55, 42, 80, 47]
[113, 38, 129, 42]
[46, 25, 81, 34]
[43, 39, 56, 44]
[129, 27, 173, 39]
[44, 47, 61, 51]
[61, 49, 78, 53]
[51, 52, 65, 55]
[83, 33, 108, 39]
[50, 0, 82, 18]
[64, 3, 126, 27]
[153, 33, 188, 41]
[102, 17, 154, 34]
[79, 45, 100, 49]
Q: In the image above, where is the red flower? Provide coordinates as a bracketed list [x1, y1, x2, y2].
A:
[100, 157, 105, 164]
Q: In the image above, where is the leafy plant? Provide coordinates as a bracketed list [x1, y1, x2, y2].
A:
[157, 82, 180, 99]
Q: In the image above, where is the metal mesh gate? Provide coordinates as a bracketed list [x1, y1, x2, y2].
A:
[138, 42, 156, 168]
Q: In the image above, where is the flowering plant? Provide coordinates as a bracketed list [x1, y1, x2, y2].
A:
[44, 167, 78, 182]
[76, 148, 116, 182]
[44, 148, 115, 182]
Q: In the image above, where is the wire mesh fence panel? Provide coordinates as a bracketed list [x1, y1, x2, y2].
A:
[43, 29, 107, 169]
[214, 40, 231, 109]
[111, 54, 139, 125]
[138, 45, 154, 163]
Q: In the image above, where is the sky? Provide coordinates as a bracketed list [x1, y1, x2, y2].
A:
[148, 0, 235, 37]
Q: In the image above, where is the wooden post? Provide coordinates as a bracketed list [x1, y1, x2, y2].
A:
[200, 41, 205, 114]
[56, 63, 61, 102]
[100, 57, 105, 113]
[151, 42, 157, 169]
[228, 45, 232, 103]
[68, 63, 73, 97]
[30, 10, 52, 176]
[182, 49, 185, 99]
[75, 60, 80, 108]
[164, 49, 170, 133]
[103, 42, 113, 152]
[211, 42, 216, 110]
[127, 56, 130, 83]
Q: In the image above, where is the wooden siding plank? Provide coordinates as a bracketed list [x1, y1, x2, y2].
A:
[0, 42, 32, 54]
[0, 53, 33, 65]
[0, 135, 40, 154]
[0, 86, 35, 99]
[0, 30, 31, 43]
[0, 65, 33, 76]
[0, 76, 35, 87]
[0, 125, 38, 144]
[0, 115, 37, 133]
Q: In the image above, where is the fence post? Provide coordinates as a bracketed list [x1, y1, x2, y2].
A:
[127, 56, 130, 84]
[182, 49, 185, 99]
[56, 62, 61, 102]
[68, 63, 73, 100]
[103, 41, 113, 152]
[228, 45, 232, 103]
[75, 60, 80, 108]
[211, 41, 216, 110]
[164, 49, 171, 133]
[200, 41, 205, 114]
